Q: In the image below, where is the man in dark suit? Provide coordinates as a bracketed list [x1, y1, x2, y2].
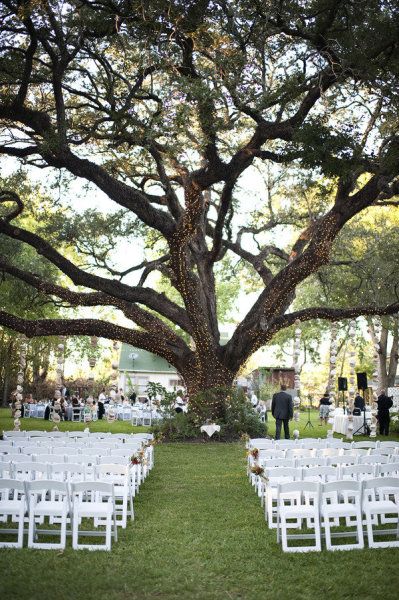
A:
[271, 384, 294, 440]
[377, 390, 393, 435]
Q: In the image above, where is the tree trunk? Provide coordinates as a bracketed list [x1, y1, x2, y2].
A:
[182, 356, 236, 398]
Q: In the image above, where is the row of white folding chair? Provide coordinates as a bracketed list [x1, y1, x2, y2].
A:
[261, 463, 399, 522]
[276, 478, 399, 552]
[1, 461, 135, 527]
[0, 478, 117, 550]
[1, 446, 152, 480]
[3, 430, 153, 442]
[2, 446, 142, 458]
[256, 448, 398, 462]
[249, 438, 399, 450]
[4, 439, 145, 450]
[1, 457, 142, 494]
[257, 454, 398, 470]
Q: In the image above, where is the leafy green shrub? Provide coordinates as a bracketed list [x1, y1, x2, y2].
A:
[152, 386, 267, 442]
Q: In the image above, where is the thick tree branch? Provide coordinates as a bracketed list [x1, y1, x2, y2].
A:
[0, 311, 189, 364]
[0, 256, 187, 348]
[0, 210, 192, 334]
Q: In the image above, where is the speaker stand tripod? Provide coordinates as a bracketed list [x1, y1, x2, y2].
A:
[352, 391, 370, 437]
[353, 407, 370, 437]
[304, 405, 314, 429]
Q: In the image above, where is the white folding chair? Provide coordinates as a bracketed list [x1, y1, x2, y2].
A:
[325, 440, 345, 449]
[378, 463, 399, 478]
[71, 407, 83, 422]
[95, 464, 134, 528]
[33, 454, 66, 464]
[0, 462, 13, 478]
[6, 454, 31, 464]
[52, 447, 71, 456]
[296, 457, 327, 468]
[285, 449, 314, 459]
[0, 444, 16, 455]
[341, 464, 376, 481]
[302, 466, 338, 483]
[21, 446, 50, 456]
[0, 479, 27, 548]
[300, 439, 322, 450]
[49, 463, 86, 483]
[13, 462, 49, 481]
[277, 481, 321, 553]
[255, 458, 295, 499]
[67, 431, 89, 440]
[352, 441, 377, 450]
[317, 448, 343, 458]
[84, 447, 110, 458]
[359, 454, 390, 466]
[27, 480, 71, 550]
[378, 441, 399, 450]
[2, 431, 27, 440]
[344, 448, 370, 457]
[362, 478, 399, 548]
[264, 467, 302, 528]
[321, 481, 364, 551]
[327, 455, 358, 468]
[274, 440, 297, 448]
[90, 433, 112, 440]
[371, 448, 397, 457]
[71, 481, 117, 551]
[27, 431, 48, 439]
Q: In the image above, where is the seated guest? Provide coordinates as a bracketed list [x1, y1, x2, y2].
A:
[97, 394, 105, 420]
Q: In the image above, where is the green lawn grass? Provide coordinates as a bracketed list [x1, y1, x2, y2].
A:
[0, 408, 398, 600]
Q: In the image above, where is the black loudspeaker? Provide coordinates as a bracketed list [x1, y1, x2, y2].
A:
[356, 372, 368, 390]
[338, 377, 348, 391]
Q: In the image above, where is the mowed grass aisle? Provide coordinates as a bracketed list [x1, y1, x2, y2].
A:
[1, 443, 399, 600]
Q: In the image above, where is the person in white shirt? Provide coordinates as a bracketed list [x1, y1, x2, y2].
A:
[250, 392, 258, 407]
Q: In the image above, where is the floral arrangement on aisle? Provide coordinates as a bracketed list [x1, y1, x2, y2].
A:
[130, 449, 147, 466]
[250, 464, 264, 476]
[248, 448, 259, 460]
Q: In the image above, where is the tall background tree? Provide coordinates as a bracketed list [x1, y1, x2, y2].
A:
[0, 0, 399, 403]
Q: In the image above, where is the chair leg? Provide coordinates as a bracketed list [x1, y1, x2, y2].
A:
[105, 514, 111, 550]
[129, 493, 134, 520]
[314, 516, 322, 552]
[365, 510, 375, 548]
[27, 509, 36, 549]
[356, 508, 364, 549]
[17, 508, 24, 548]
[280, 517, 288, 552]
[324, 515, 332, 551]
[72, 511, 79, 549]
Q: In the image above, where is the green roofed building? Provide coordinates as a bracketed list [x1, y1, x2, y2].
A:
[118, 344, 184, 398]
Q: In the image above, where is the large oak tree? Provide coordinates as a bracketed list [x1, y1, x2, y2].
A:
[1, 0, 399, 396]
